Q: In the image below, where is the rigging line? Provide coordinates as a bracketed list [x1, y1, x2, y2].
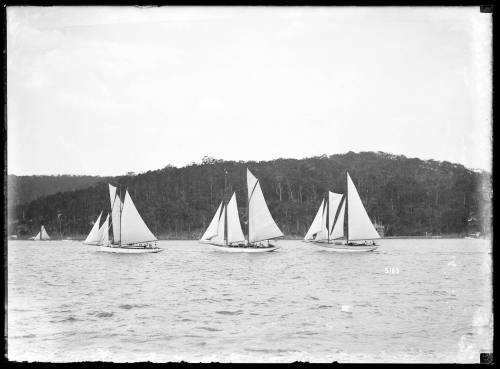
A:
[249, 180, 259, 202]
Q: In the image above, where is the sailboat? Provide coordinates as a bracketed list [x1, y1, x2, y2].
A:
[30, 225, 50, 240]
[98, 184, 162, 253]
[199, 169, 283, 252]
[303, 172, 380, 252]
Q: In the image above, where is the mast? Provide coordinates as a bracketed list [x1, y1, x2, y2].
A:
[247, 177, 250, 245]
[326, 192, 330, 243]
[58, 212, 62, 240]
[224, 169, 228, 245]
[119, 186, 122, 247]
[345, 172, 349, 243]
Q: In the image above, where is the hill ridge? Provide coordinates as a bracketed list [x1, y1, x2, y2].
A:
[8, 151, 492, 239]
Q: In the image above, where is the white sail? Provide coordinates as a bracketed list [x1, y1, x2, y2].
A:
[97, 213, 110, 245]
[313, 192, 343, 241]
[110, 194, 122, 243]
[84, 211, 103, 244]
[304, 199, 325, 240]
[109, 184, 121, 243]
[32, 231, 41, 240]
[226, 193, 245, 243]
[247, 169, 283, 243]
[200, 201, 223, 242]
[40, 226, 50, 240]
[315, 201, 328, 241]
[212, 204, 226, 244]
[347, 173, 381, 241]
[120, 190, 157, 245]
[330, 199, 345, 239]
[328, 192, 343, 231]
[109, 184, 117, 209]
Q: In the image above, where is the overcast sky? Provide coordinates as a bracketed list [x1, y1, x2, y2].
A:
[7, 6, 492, 176]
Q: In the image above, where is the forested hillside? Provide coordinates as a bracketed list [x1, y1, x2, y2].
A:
[8, 152, 492, 239]
[7, 174, 113, 206]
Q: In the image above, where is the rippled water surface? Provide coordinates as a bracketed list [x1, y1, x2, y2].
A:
[8, 239, 492, 362]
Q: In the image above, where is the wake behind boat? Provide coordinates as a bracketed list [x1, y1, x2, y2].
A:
[82, 184, 162, 253]
[303, 172, 380, 252]
[199, 169, 283, 253]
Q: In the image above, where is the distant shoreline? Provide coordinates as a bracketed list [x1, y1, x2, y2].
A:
[8, 235, 487, 241]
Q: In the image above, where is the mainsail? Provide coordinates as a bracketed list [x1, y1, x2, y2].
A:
[212, 204, 226, 244]
[200, 201, 223, 242]
[330, 198, 345, 239]
[346, 173, 381, 241]
[97, 213, 110, 245]
[110, 187, 122, 243]
[247, 169, 283, 243]
[304, 199, 325, 240]
[109, 184, 116, 209]
[315, 202, 329, 241]
[226, 193, 245, 243]
[120, 190, 157, 245]
[328, 192, 343, 231]
[84, 211, 103, 244]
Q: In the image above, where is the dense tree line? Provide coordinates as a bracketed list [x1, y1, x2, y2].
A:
[8, 152, 492, 239]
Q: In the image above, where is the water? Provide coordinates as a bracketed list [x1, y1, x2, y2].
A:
[7, 239, 492, 363]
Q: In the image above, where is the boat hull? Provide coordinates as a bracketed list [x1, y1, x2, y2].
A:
[83, 241, 101, 246]
[98, 245, 163, 253]
[205, 243, 279, 253]
[304, 240, 378, 253]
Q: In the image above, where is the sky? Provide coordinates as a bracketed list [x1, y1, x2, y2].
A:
[7, 6, 492, 176]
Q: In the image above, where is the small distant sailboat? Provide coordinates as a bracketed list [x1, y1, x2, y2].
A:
[303, 172, 380, 252]
[30, 225, 51, 240]
[98, 184, 162, 253]
[199, 169, 283, 252]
